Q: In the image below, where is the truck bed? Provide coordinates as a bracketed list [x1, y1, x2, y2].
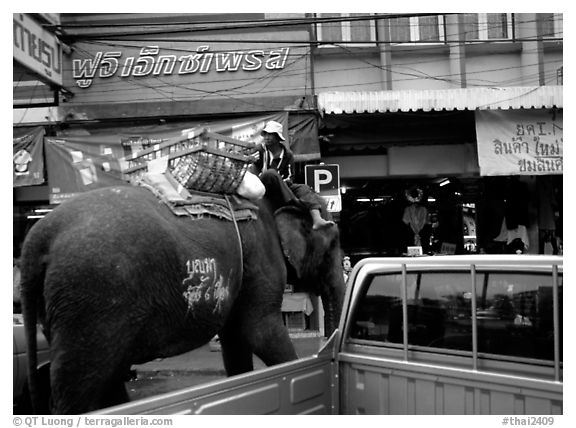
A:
[94, 336, 338, 415]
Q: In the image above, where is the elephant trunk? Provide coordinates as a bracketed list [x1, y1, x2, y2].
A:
[321, 270, 346, 338]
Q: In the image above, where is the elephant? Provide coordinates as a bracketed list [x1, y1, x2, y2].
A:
[20, 177, 346, 414]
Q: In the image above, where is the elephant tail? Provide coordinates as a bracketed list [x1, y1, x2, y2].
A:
[19, 232, 49, 414]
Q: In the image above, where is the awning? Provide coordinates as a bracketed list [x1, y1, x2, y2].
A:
[318, 86, 563, 114]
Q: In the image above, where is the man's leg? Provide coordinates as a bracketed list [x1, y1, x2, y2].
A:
[259, 170, 300, 209]
[291, 184, 335, 230]
[309, 208, 335, 230]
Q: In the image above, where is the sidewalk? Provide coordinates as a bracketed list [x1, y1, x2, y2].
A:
[133, 335, 327, 376]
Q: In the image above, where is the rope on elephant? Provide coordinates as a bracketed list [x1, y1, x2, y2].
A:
[224, 194, 244, 285]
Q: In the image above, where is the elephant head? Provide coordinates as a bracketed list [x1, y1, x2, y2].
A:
[274, 206, 345, 336]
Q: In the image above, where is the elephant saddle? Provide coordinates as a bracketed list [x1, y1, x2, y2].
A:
[138, 172, 259, 222]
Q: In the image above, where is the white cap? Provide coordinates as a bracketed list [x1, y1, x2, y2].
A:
[262, 121, 285, 141]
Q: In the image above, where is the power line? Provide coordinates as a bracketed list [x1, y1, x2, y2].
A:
[63, 35, 561, 93]
[53, 13, 440, 40]
[61, 26, 561, 81]
[60, 39, 562, 105]
[18, 13, 563, 109]
[55, 13, 562, 45]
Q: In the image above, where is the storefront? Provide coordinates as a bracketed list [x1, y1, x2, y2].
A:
[13, 13, 326, 336]
[316, 87, 563, 261]
[13, 13, 67, 258]
[12, 15, 563, 337]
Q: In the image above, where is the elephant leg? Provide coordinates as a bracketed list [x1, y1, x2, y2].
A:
[49, 328, 131, 414]
[51, 360, 130, 413]
[219, 324, 254, 376]
[248, 313, 298, 366]
[101, 381, 130, 409]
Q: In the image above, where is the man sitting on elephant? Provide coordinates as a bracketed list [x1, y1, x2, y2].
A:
[252, 120, 334, 230]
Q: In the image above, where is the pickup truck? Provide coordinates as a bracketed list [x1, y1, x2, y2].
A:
[96, 255, 563, 415]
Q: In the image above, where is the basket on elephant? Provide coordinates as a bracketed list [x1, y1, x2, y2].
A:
[121, 130, 258, 194]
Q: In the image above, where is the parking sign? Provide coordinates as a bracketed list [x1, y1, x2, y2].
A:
[305, 164, 341, 212]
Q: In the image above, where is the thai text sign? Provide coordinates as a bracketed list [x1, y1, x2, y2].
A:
[475, 110, 563, 176]
[72, 45, 290, 89]
[13, 13, 63, 86]
[64, 34, 309, 105]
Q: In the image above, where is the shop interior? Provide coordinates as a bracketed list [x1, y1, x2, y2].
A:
[331, 175, 562, 264]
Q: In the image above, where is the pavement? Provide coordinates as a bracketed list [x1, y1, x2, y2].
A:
[133, 334, 327, 376]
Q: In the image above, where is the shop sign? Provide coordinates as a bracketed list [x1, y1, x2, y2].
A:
[72, 45, 290, 89]
[305, 164, 341, 212]
[475, 110, 563, 176]
[13, 127, 45, 187]
[13, 13, 63, 86]
[45, 113, 286, 204]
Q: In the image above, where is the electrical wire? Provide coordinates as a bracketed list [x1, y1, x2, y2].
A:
[57, 13, 564, 80]
[54, 13, 563, 46]
[62, 39, 561, 102]
[17, 13, 563, 110]
[55, 14, 561, 69]
[51, 13, 441, 38]
[61, 30, 561, 94]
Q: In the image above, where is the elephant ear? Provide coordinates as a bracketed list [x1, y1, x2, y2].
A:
[274, 206, 310, 279]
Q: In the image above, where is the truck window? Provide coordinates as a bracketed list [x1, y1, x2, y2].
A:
[350, 270, 562, 363]
[476, 272, 563, 361]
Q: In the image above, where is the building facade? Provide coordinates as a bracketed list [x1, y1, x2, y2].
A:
[13, 13, 563, 334]
[311, 13, 562, 259]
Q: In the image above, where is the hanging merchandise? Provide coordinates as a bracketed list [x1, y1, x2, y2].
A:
[493, 178, 530, 253]
[402, 186, 428, 246]
[13, 127, 45, 187]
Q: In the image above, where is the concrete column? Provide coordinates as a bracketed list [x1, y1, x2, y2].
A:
[376, 15, 393, 90]
[519, 13, 545, 86]
[447, 14, 467, 88]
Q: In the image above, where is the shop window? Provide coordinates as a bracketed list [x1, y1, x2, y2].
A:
[541, 13, 563, 39]
[463, 13, 514, 41]
[350, 270, 562, 363]
[387, 15, 445, 43]
[316, 13, 376, 46]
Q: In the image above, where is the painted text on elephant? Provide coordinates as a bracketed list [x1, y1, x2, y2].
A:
[182, 258, 230, 315]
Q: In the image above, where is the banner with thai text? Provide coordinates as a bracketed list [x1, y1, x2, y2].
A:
[475, 109, 563, 176]
[45, 113, 289, 204]
[13, 127, 45, 187]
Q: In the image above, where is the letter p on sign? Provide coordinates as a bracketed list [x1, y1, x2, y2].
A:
[313, 169, 332, 193]
[305, 164, 340, 195]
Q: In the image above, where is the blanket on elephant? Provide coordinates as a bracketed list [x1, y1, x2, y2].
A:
[138, 172, 259, 221]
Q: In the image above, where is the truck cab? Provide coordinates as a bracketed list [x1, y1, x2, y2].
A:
[97, 255, 563, 415]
